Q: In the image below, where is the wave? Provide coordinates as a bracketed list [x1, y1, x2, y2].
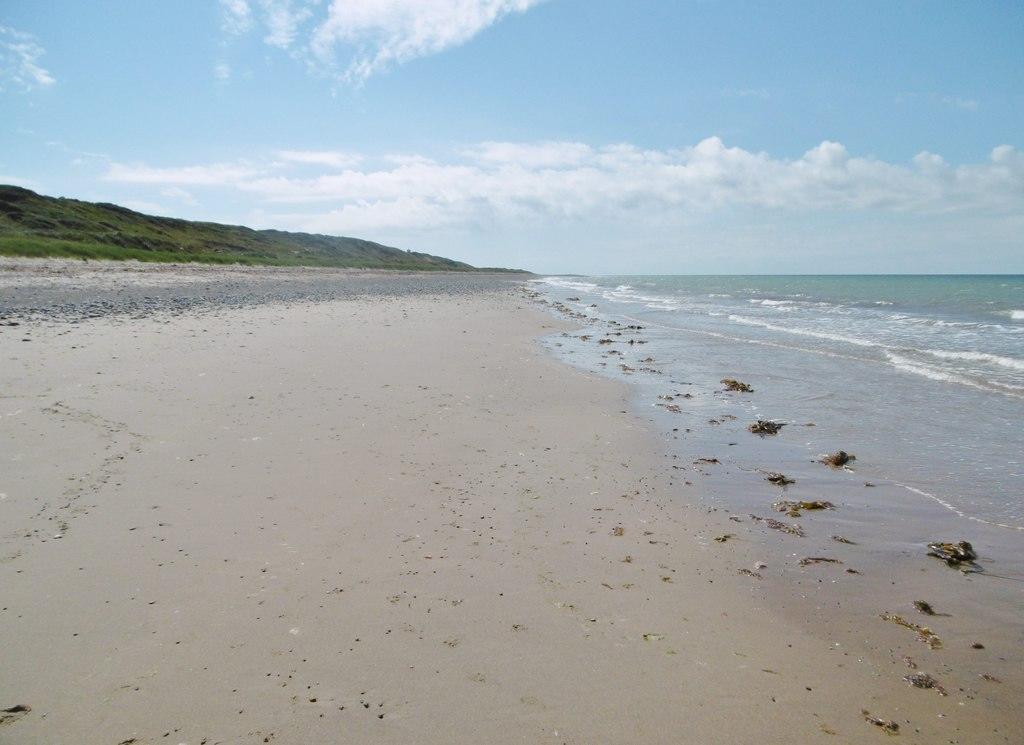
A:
[1011, 310, 1024, 321]
[726, 315, 879, 347]
[532, 277, 600, 293]
[885, 353, 1024, 397]
[600, 286, 683, 310]
[895, 483, 1024, 531]
[919, 348, 1024, 372]
[534, 277, 683, 310]
[885, 353, 981, 386]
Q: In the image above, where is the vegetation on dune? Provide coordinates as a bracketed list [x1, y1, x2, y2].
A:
[0, 185, 527, 272]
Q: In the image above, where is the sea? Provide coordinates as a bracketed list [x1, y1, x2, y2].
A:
[531, 275, 1024, 535]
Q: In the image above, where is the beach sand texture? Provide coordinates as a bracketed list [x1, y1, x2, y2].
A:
[1, 264, 1020, 743]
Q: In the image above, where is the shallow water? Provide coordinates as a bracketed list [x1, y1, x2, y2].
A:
[532, 275, 1024, 535]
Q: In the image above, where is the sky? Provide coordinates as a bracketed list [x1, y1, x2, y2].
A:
[1, 0, 1022, 274]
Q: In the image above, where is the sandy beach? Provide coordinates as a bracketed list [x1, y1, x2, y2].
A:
[1, 262, 1020, 744]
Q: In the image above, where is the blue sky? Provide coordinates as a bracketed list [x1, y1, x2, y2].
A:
[1, 1, 1022, 273]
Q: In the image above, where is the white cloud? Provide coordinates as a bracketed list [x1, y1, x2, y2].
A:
[261, 0, 314, 49]
[0, 25, 55, 91]
[121, 199, 168, 214]
[213, 61, 232, 81]
[217, 0, 545, 83]
[0, 174, 37, 188]
[101, 138, 1024, 236]
[274, 149, 364, 169]
[465, 141, 594, 168]
[160, 186, 199, 205]
[220, 0, 254, 35]
[311, 0, 546, 83]
[940, 95, 979, 111]
[105, 162, 263, 185]
[722, 87, 770, 100]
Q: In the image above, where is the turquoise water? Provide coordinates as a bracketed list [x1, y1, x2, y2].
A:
[534, 275, 1024, 529]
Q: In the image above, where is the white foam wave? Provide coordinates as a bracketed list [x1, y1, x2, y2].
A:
[533, 277, 600, 293]
[895, 483, 1024, 531]
[884, 353, 1023, 397]
[919, 348, 1024, 372]
[727, 315, 878, 347]
[885, 353, 978, 386]
[600, 287, 682, 310]
[1010, 310, 1024, 321]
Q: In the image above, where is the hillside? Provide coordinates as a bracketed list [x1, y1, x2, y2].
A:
[0, 186, 519, 271]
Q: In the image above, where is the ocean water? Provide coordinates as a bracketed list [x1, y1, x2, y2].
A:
[533, 275, 1024, 531]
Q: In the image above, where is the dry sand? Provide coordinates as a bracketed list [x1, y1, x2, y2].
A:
[1, 271, 1020, 743]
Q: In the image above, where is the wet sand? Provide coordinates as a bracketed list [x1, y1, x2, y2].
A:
[0, 262, 1020, 743]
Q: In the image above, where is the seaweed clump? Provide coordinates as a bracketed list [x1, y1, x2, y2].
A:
[748, 420, 785, 436]
[861, 710, 899, 735]
[774, 500, 833, 517]
[749, 514, 805, 537]
[721, 378, 753, 392]
[927, 541, 977, 569]
[820, 450, 855, 467]
[764, 472, 794, 486]
[880, 612, 942, 649]
[913, 600, 936, 616]
[798, 556, 842, 566]
[904, 672, 947, 695]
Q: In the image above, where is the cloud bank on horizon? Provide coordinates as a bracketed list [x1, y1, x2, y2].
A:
[218, 0, 544, 83]
[103, 137, 1023, 234]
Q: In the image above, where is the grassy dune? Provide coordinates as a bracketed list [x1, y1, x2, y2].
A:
[0, 186, 523, 272]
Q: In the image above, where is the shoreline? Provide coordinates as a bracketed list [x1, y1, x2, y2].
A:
[1, 265, 1020, 743]
[527, 282, 1024, 736]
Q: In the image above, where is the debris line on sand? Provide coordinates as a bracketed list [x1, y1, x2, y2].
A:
[880, 613, 942, 649]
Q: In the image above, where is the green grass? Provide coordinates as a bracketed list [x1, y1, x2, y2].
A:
[0, 185, 528, 272]
[0, 235, 467, 270]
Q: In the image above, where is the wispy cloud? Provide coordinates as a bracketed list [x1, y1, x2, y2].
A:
[102, 138, 1024, 235]
[219, 0, 254, 35]
[722, 87, 770, 100]
[160, 186, 199, 206]
[311, 0, 546, 83]
[0, 25, 55, 92]
[261, 0, 314, 49]
[940, 95, 979, 111]
[105, 162, 263, 185]
[217, 0, 545, 84]
[0, 174, 37, 188]
[897, 91, 980, 111]
[274, 149, 363, 169]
